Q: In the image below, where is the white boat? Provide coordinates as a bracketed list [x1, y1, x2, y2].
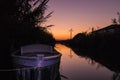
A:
[11, 44, 62, 67]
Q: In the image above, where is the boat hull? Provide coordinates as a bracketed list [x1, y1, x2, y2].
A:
[11, 44, 62, 67]
[12, 53, 61, 67]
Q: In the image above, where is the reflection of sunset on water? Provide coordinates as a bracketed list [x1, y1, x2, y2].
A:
[55, 44, 112, 80]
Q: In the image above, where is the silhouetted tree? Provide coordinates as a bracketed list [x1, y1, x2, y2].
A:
[112, 18, 117, 25]
[0, 0, 55, 68]
[91, 27, 94, 32]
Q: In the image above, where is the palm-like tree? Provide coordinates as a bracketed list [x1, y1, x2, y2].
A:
[0, 0, 55, 53]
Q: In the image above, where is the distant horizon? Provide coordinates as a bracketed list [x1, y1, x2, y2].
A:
[46, 0, 120, 40]
[52, 21, 116, 40]
[54, 24, 120, 40]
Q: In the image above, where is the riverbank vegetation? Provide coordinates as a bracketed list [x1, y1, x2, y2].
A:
[0, 0, 55, 68]
[70, 24, 120, 53]
[58, 13, 120, 53]
[57, 14, 120, 80]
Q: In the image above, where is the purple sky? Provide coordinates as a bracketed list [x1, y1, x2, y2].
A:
[45, 0, 120, 40]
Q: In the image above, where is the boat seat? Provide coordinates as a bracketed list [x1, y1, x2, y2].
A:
[21, 44, 53, 55]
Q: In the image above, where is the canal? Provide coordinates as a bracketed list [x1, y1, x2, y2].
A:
[55, 44, 114, 80]
[0, 44, 119, 80]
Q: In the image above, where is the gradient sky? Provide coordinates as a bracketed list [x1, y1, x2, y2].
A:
[45, 0, 120, 40]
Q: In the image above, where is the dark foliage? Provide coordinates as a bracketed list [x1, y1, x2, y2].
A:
[69, 25, 120, 53]
[66, 44, 120, 80]
[0, 0, 55, 68]
[60, 24, 120, 80]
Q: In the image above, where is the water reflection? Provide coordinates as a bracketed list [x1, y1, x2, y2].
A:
[112, 73, 120, 80]
[69, 49, 73, 58]
[66, 45, 120, 80]
[55, 44, 117, 80]
[1, 44, 119, 80]
[0, 62, 61, 80]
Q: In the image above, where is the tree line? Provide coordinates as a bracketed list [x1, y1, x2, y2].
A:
[0, 0, 55, 68]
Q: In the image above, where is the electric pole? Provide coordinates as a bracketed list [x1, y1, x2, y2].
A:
[69, 28, 73, 39]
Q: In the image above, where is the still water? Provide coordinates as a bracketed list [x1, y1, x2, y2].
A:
[1, 44, 119, 80]
[55, 44, 114, 80]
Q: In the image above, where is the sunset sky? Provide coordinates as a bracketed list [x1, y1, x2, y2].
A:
[45, 0, 120, 40]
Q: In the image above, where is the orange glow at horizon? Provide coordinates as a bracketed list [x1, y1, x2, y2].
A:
[51, 29, 70, 40]
[51, 23, 108, 40]
[51, 26, 86, 40]
[53, 34, 69, 40]
[46, 0, 120, 40]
